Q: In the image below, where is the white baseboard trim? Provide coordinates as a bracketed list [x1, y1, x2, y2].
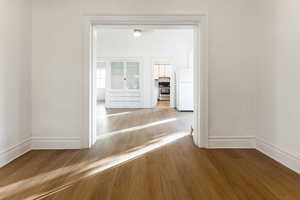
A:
[31, 137, 81, 150]
[2, 135, 299, 175]
[0, 138, 31, 168]
[208, 136, 256, 149]
[256, 138, 300, 174]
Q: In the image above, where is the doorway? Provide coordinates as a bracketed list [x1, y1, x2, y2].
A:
[152, 62, 173, 108]
[83, 15, 208, 149]
[94, 27, 195, 141]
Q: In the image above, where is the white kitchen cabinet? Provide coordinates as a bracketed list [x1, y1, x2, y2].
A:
[153, 64, 171, 79]
[106, 60, 142, 108]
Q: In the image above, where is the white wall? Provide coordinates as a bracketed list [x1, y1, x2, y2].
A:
[0, 0, 32, 164]
[256, 0, 300, 164]
[30, 0, 259, 142]
[96, 29, 193, 108]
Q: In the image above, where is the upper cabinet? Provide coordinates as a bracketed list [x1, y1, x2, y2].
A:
[111, 61, 125, 90]
[126, 62, 140, 90]
[153, 64, 172, 79]
[109, 61, 140, 90]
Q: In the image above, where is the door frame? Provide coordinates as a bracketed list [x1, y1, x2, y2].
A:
[82, 15, 208, 148]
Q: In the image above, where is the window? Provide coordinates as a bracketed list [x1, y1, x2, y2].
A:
[96, 62, 106, 89]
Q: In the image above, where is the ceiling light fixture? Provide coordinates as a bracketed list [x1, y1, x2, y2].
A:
[133, 29, 142, 37]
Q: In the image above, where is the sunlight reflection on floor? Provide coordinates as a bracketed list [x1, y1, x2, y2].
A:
[1, 132, 189, 200]
[96, 118, 177, 139]
[98, 111, 132, 118]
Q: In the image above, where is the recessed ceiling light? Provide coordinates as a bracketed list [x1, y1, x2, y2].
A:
[133, 29, 142, 37]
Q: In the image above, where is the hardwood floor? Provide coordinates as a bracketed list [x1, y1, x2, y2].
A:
[156, 100, 170, 108]
[0, 107, 300, 200]
[96, 101, 190, 137]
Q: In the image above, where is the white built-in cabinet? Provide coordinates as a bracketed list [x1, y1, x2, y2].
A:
[105, 60, 142, 108]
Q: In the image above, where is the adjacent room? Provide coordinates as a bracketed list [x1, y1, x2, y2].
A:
[94, 28, 194, 141]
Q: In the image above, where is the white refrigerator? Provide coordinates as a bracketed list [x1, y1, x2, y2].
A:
[176, 69, 194, 111]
